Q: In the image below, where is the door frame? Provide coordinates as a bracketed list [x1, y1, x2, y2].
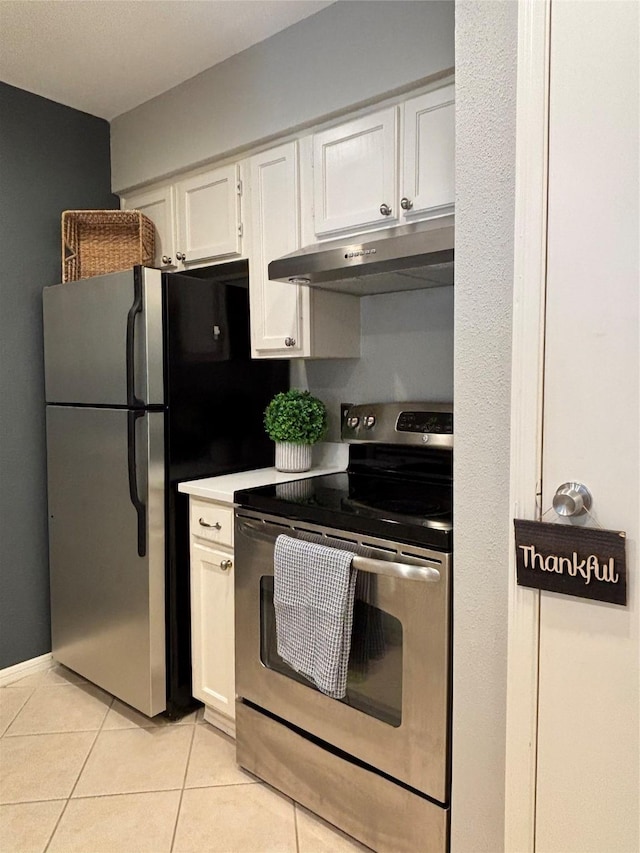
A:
[504, 1, 551, 850]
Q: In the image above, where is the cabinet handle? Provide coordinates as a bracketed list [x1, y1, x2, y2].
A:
[379, 203, 392, 216]
[220, 559, 233, 572]
[284, 337, 296, 347]
[161, 255, 172, 265]
[400, 197, 414, 211]
[199, 518, 222, 530]
[176, 251, 186, 261]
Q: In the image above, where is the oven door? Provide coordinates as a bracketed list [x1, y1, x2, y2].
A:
[234, 509, 451, 804]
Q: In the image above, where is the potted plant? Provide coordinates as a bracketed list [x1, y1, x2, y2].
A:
[264, 389, 328, 473]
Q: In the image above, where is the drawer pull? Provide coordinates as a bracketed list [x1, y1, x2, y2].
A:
[199, 518, 222, 530]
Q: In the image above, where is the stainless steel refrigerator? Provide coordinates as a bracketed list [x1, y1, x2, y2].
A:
[43, 262, 287, 717]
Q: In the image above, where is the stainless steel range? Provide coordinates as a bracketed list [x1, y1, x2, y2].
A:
[233, 402, 453, 853]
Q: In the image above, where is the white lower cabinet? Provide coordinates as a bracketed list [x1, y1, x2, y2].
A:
[247, 141, 360, 359]
[189, 498, 235, 737]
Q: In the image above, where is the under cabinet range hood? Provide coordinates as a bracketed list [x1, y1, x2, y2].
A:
[268, 216, 454, 296]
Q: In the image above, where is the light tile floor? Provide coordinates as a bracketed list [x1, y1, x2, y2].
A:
[0, 664, 371, 853]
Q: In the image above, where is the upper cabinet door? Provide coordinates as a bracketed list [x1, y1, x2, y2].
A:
[401, 85, 455, 221]
[248, 141, 308, 357]
[312, 107, 399, 236]
[175, 164, 241, 265]
[121, 184, 177, 270]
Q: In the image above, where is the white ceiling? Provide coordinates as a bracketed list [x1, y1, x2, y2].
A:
[0, 0, 335, 120]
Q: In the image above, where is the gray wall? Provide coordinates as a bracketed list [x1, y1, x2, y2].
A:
[110, 0, 455, 191]
[292, 286, 454, 437]
[0, 83, 117, 669]
[451, 3, 517, 851]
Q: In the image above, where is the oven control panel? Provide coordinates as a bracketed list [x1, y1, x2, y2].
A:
[342, 402, 453, 447]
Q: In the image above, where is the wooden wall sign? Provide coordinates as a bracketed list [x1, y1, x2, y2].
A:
[514, 520, 627, 605]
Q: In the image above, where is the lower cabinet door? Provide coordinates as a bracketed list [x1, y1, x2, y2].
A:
[190, 541, 235, 720]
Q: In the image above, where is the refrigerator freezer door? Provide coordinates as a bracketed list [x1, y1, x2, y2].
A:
[46, 405, 166, 716]
[43, 268, 164, 406]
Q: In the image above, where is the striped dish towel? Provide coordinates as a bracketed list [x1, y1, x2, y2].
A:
[274, 534, 357, 699]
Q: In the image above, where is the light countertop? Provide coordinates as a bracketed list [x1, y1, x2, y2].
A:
[177, 442, 348, 504]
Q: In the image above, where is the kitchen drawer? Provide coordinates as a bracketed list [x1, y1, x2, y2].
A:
[190, 499, 233, 547]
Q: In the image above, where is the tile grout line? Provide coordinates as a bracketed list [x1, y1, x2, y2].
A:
[2, 679, 109, 738]
[294, 801, 301, 853]
[165, 779, 256, 791]
[2, 788, 186, 807]
[169, 717, 198, 853]
[0, 689, 35, 738]
[4, 724, 119, 739]
[42, 692, 115, 853]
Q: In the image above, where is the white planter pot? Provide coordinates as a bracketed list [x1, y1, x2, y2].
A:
[275, 442, 312, 473]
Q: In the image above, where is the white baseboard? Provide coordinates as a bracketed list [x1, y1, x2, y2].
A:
[0, 653, 53, 687]
[203, 705, 236, 739]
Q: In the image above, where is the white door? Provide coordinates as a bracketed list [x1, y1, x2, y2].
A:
[535, 3, 638, 850]
[507, 3, 639, 852]
[121, 184, 177, 269]
[175, 164, 241, 264]
[190, 542, 235, 720]
[401, 85, 455, 221]
[312, 107, 398, 236]
[248, 141, 308, 357]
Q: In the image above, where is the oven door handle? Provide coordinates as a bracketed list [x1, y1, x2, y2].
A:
[236, 516, 441, 583]
[351, 555, 440, 583]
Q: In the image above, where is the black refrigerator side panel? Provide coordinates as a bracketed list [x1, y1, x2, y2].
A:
[165, 484, 192, 717]
[161, 263, 288, 716]
[163, 264, 289, 483]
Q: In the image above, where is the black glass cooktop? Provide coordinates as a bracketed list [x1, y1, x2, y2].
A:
[235, 445, 452, 551]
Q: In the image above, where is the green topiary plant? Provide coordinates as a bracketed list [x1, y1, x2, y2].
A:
[264, 389, 327, 445]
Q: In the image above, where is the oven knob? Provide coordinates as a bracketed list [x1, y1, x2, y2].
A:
[347, 416, 360, 428]
[364, 415, 376, 429]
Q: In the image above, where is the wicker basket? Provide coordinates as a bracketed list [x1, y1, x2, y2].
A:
[61, 210, 156, 282]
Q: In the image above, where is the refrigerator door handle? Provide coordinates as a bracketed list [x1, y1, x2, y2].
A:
[127, 409, 147, 557]
[126, 269, 145, 409]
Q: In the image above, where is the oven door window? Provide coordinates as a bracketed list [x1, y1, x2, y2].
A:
[260, 575, 402, 727]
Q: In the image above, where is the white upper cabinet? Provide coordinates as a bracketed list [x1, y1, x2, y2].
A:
[309, 84, 455, 239]
[312, 107, 399, 236]
[248, 141, 360, 360]
[121, 82, 453, 290]
[123, 163, 243, 272]
[401, 84, 455, 221]
[120, 185, 177, 270]
[248, 141, 305, 357]
[175, 164, 242, 265]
